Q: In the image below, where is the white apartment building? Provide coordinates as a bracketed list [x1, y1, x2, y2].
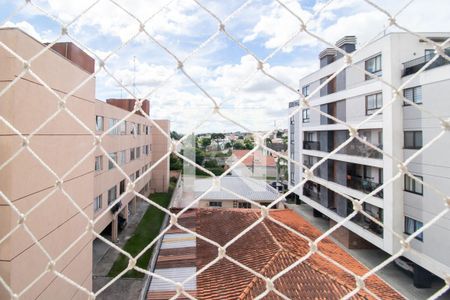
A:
[288, 33, 450, 287]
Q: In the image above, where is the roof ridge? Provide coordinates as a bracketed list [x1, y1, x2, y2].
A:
[238, 249, 284, 300]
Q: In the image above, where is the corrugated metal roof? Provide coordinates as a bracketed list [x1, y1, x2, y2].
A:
[160, 233, 196, 249]
[149, 267, 196, 291]
[193, 176, 280, 201]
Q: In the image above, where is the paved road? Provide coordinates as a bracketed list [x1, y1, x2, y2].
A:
[287, 203, 450, 300]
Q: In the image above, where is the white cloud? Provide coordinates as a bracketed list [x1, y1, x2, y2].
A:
[2, 21, 42, 41]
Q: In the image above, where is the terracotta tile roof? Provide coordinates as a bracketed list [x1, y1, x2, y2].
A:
[195, 208, 404, 300]
[231, 150, 276, 167]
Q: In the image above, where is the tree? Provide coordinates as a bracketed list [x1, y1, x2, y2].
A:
[170, 153, 183, 170]
[200, 138, 211, 149]
[265, 138, 272, 146]
[170, 131, 183, 140]
[195, 148, 205, 165]
[233, 142, 245, 150]
[276, 131, 283, 138]
[204, 159, 218, 168]
[244, 138, 254, 150]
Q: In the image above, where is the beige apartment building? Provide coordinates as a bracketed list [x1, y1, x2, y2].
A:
[0, 28, 169, 299]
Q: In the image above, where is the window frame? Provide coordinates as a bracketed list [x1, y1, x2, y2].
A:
[95, 155, 103, 172]
[108, 152, 117, 170]
[238, 202, 251, 209]
[403, 86, 422, 106]
[365, 54, 382, 80]
[96, 115, 104, 131]
[130, 148, 135, 161]
[302, 84, 310, 97]
[404, 216, 424, 241]
[107, 186, 117, 205]
[302, 109, 310, 123]
[365, 92, 383, 115]
[94, 194, 102, 212]
[209, 201, 222, 207]
[404, 131, 423, 149]
[404, 174, 423, 195]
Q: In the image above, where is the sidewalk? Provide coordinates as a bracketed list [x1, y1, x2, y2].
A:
[286, 203, 449, 300]
[92, 200, 149, 300]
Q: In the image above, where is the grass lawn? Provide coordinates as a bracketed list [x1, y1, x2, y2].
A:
[108, 186, 174, 278]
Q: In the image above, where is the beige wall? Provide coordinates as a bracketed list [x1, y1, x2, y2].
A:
[0, 28, 94, 299]
[93, 100, 153, 234]
[150, 120, 170, 193]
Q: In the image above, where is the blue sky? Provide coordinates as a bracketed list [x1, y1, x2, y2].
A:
[1, 0, 449, 133]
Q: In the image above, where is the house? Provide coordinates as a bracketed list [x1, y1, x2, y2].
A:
[146, 209, 403, 299]
[225, 150, 277, 178]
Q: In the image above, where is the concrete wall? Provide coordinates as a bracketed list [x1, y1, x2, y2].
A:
[150, 120, 170, 193]
[0, 28, 94, 299]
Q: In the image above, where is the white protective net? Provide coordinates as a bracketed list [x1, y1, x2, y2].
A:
[0, 0, 450, 299]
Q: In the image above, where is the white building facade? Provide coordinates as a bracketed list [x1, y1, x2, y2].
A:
[288, 33, 450, 287]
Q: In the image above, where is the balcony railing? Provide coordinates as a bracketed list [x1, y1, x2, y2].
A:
[303, 141, 320, 150]
[347, 175, 383, 198]
[339, 139, 382, 159]
[402, 49, 450, 77]
[303, 187, 320, 201]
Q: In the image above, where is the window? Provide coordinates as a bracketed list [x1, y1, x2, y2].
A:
[130, 173, 135, 181]
[136, 170, 140, 179]
[143, 145, 149, 155]
[108, 118, 119, 135]
[136, 147, 141, 159]
[130, 122, 136, 135]
[238, 202, 251, 209]
[290, 117, 294, 125]
[145, 125, 150, 135]
[94, 194, 102, 212]
[304, 132, 314, 141]
[108, 152, 117, 170]
[95, 156, 103, 172]
[302, 84, 310, 97]
[137, 124, 141, 135]
[119, 150, 126, 165]
[130, 148, 135, 161]
[366, 93, 383, 115]
[404, 216, 424, 241]
[365, 54, 382, 79]
[302, 109, 310, 123]
[119, 120, 127, 135]
[96, 116, 104, 131]
[404, 131, 422, 149]
[424, 49, 435, 62]
[209, 201, 222, 207]
[403, 86, 422, 105]
[119, 179, 125, 195]
[107, 186, 117, 204]
[404, 174, 423, 195]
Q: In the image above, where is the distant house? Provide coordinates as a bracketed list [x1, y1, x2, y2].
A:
[146, 209, 403, 299]
[225, 150, 277, 178]
[192, 176, 283, 209]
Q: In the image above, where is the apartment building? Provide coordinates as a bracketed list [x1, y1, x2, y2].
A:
[288, 33, 450, 287]
[0, 28, 170, 299]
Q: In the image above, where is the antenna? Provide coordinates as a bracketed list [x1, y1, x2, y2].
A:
[133, 56, 136, 97]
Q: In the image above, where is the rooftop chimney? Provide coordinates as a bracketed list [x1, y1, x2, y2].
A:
[319, 48, 337, 68]
[49, 42, 95, 74]
[335, 36, 357, 59]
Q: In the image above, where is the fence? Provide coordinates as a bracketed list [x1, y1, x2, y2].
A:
[1, 0, 450, 299]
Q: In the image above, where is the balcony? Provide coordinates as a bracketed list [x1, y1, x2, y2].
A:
[402, 49, 450, 77]
[303, 141, 320, 150]
[339, 139, 382, 159]
[347, 175, 383, 198]
[303, 186, 320, 202]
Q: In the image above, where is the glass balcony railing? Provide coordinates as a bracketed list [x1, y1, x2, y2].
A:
[402, 49, 450, 77]
[339, 139, 382, 159]
[347, 175, 383, 198]
[303, 141, 320, 150]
